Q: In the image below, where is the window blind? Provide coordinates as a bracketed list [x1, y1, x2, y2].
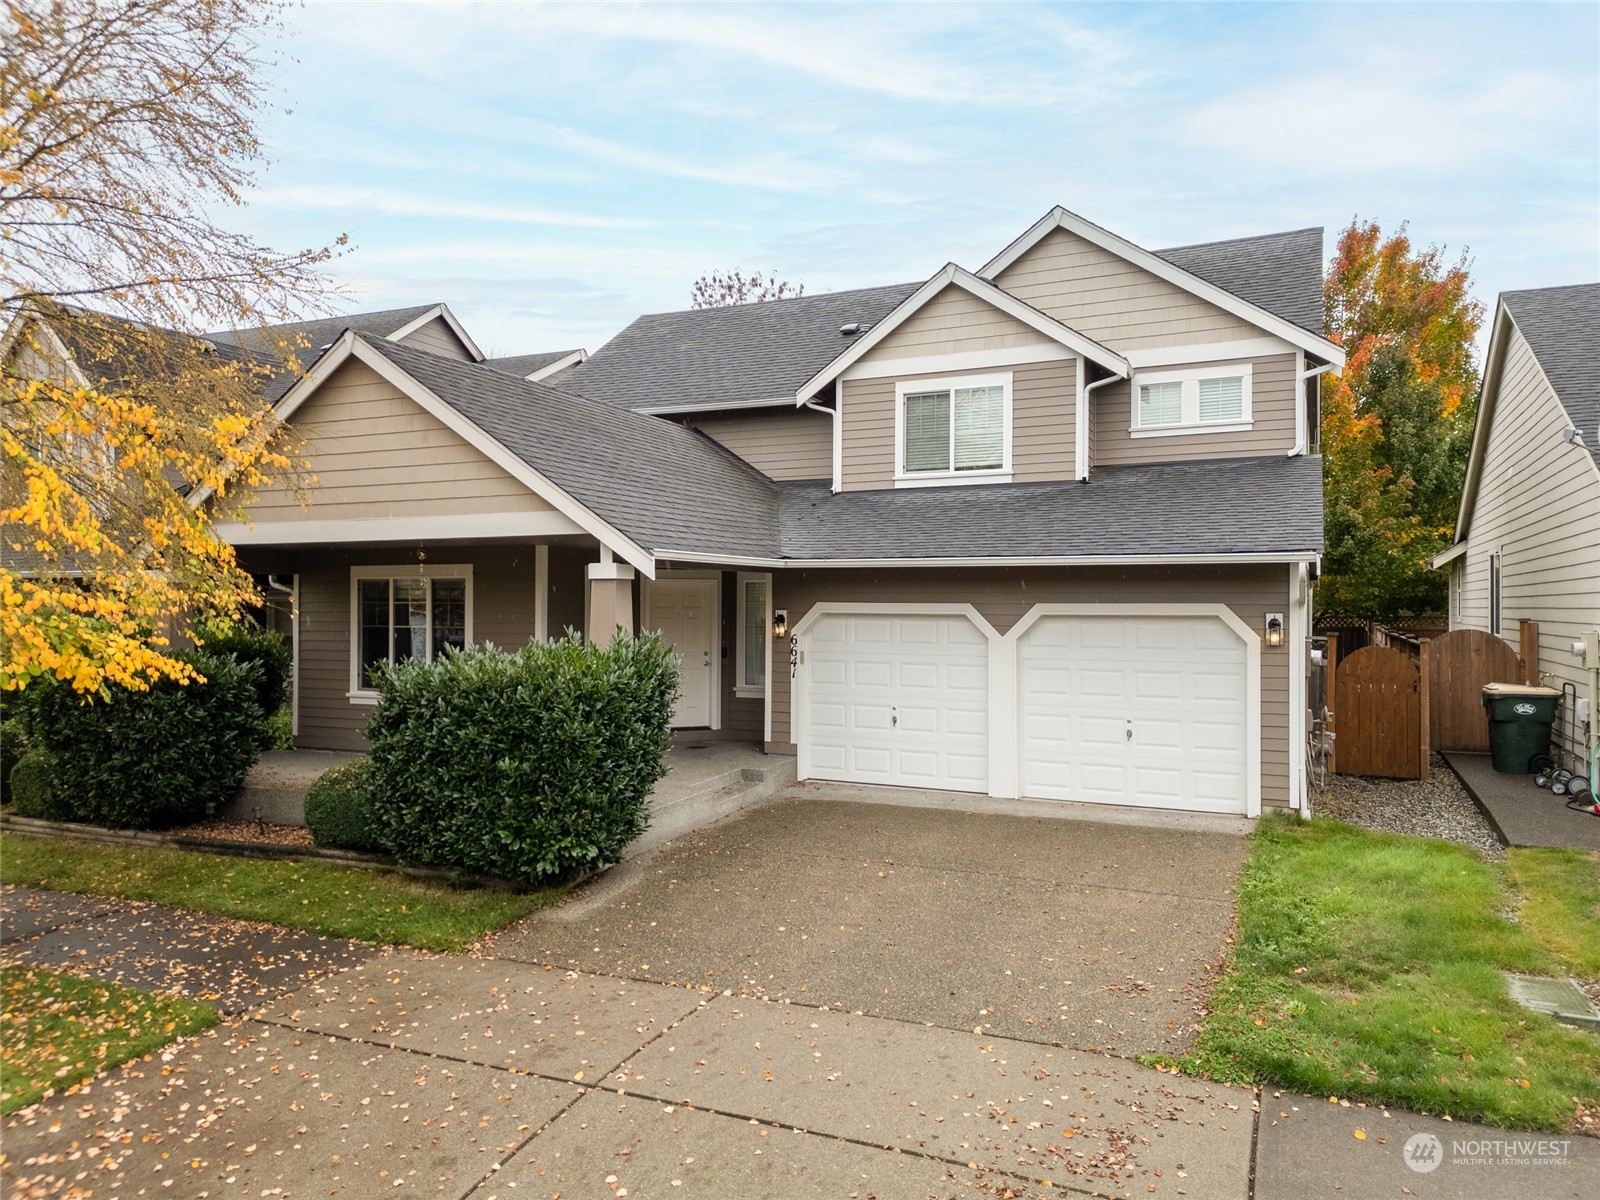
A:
[1199, 375, 1244, 422]
[903, 391, 951, 472]
[1139, 381, 1182, 426]
[953, 385, 1004, 470]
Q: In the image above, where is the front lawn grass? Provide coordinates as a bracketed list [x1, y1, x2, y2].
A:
[1157, 816, 1599, 1132]
[1, 834, 562, 952]
[1, 964, 218, 1115]
[1506, 846, 1600, 976]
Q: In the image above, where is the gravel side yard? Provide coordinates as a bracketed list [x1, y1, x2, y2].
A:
[1313, 752, 1505, 858]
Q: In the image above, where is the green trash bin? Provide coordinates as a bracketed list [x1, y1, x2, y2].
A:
[1482, 682, 1561, 773]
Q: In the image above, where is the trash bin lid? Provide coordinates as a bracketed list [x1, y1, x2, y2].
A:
[1482, 682, 1562, 697]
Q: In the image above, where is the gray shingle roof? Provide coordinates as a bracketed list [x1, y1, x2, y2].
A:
[1156, 228, 1325, 335]
[486, 350, 584, 378]
[564, 283, 919, 413]
[1502, 283, 1600, 466]
[778, 455, 1324, 560]
[360, 338, 780, 560]
[208, 305, 444, 402]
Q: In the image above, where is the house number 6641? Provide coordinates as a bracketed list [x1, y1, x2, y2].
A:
[790, 634, 799, 679]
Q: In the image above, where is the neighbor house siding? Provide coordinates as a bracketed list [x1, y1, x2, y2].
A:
[839, 357, 1077, 491]
[239, 359, 551, 522]
[856, 284, 1054, 360]
[395, 314, 475, 361]
[767, 564, 1293, 810]
[1091, 353, 1298, 466]
[1455, 325, 1600, 707]
[994, 227, 1264, 351]
[686, 408, 833, 480]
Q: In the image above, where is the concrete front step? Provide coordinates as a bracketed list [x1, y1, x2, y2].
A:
[628, 746, 798, 858]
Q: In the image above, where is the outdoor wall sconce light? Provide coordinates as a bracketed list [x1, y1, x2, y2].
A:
[773, 609, 788, 640]
[1265, 613, 1285, 648]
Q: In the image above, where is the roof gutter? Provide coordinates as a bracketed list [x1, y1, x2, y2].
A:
[653, 550, 1323, 570]
[801, 398, 841, 493]
[1077, 372, 1121, 480]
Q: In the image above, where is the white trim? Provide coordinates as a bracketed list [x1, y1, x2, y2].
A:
[800, 397, 841, 493]
[1003, 603, 1263, 817]
[289, 574, 300, 739]
[1073, 354, 1089, 481]
[385, 303, 486, 362]
[1293, 349, 1306, 457]
[586, 561, 636, 581]
[796, 263, 1129, 403]
[525, 349, 587, 382]
[1129, 362, 1254, 436]
[635, 395, 796, 416]
[347, 563, 474, 702]
[268, 333, 656, 577]
[641, 569, 723, 730]
[1430, 541, 1468, 569]
[1288, 563, 1308, 815]
[650, 550, 1323, 569]
[734, 571, 772, 699]
[893, 371, 1013, 486]
[840, 342, 1073, 382]
[1124, 337, 1297, 369]
[215, 510, 584, 545]
[977, 206, 1346, 368]
[534, 545, 549, 642]
[791, 603, 1003, 788]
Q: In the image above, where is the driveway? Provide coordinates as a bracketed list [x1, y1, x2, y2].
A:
[487, 788, 1250, 1057]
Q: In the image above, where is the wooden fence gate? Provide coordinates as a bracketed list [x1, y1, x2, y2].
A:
[1335, 644, 1429, 779]
[1427, 628, 1527, 751]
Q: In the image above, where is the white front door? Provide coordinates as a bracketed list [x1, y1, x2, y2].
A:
[648, 578, 717, 728]
[1019, 615, 1249, 813]
[803, 613, 989, 792]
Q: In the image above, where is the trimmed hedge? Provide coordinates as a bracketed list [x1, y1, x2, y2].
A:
[303, 757, 382, 853]
[19, 650, 265, 829]
[198, 622, 291, 734]
[8, 750, 70, 820]
[364, 634, 679, 884]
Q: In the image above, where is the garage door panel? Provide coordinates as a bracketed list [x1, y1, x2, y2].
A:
[1021, 615, 1249, 814]
[804, 613, 990, 794]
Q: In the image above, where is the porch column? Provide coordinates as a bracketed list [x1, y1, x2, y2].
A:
[586, 560, 636, 647]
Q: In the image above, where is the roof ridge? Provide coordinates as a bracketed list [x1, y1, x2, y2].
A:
[1155, 227, 1322, 255]
[1502, 281, 1600, 298]
[630, 280, 921, 321]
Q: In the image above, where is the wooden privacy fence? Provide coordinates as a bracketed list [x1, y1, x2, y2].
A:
[1327, 620, 1537, 778]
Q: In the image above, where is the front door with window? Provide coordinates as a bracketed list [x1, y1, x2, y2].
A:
[648, 578, 717, 727]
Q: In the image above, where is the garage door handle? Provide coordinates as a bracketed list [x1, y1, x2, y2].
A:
[1126, 721, 1133, 742]
[892, 706, 898, 728]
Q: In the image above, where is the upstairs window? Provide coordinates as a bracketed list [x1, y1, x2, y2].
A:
[350, 566, 472, 697]
[1132, 364, 1253, 436]
[896, 373, 1011, 484]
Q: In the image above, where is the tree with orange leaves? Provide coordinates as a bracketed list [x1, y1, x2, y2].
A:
[1, 0, 344, 695]
[1318, 220, 1483, 621]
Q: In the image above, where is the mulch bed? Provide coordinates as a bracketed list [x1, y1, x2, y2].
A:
[165, 818, 314, 849]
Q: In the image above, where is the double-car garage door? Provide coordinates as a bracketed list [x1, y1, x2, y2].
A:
[802, 611, 1251, 814]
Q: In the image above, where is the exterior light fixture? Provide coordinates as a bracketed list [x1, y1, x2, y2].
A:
[773, 609, 788, 640]
[1265, 613, 1285, 648]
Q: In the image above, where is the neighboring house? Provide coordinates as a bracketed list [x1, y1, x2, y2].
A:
[1433, 283, 1600, 748]
[216, 206, 1344, 820]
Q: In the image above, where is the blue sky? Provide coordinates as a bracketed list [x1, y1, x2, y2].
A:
[242, 2, 1600, 358]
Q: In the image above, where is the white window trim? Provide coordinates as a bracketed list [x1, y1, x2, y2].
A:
[734, 571, 772, 699]
[893, 371, 1014, 487]
[1129, 362, 1254, 438]
[1488, 550, 1503, 637]
[347, 563, 474, 703]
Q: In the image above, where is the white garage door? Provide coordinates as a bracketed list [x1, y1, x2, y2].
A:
[1020, 615, 1249, 813]
[804, 613, 988, 793]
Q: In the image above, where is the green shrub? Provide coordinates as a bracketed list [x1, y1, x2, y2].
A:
[0, 717, 27, 807]
[21, 650, 265, 829]
[197, 621, 292, 731]
[303, 757, 382, 853]
[364, 633, 679, 885]
[8, 750, 71, 820]
[264, 706, 294, 750]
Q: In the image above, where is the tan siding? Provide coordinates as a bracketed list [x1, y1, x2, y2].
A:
[1455, 327, 1600, 709]
[1092, 353, 1297, 466]
[687, 408, 832, 480]
[840, 358, 1076, 491]
[395, 314, 474, 360]
[241, 544, 542, 752]
[858, 285, 1052, 361]
[240, 360, 552, 521]
[769, 565, 1293, 811]
[995, 227, 1264, 351]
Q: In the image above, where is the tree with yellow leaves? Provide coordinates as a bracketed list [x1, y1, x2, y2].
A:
[2, 0, 344, 694]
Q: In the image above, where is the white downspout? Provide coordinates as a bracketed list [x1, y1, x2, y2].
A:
[1292, 358, 1335, 457]
[802, 398, 840, 493]
[1079, 372, 1120, 480]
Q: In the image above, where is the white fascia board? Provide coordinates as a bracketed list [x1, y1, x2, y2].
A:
[1453, 302, 1513, 541]
[1429, 541, 1468, 569]
[385, 303, 486, 362]
[634, 395, 797, 417]
[652, 550, 1320, 569]
[526, 349, 586, 381]
[978, 207, 1346, 370]
[215, 511, 585, 545]
[794, 263, 1129, 403]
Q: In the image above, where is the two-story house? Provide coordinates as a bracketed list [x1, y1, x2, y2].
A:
[211, 206, 1344, 819]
